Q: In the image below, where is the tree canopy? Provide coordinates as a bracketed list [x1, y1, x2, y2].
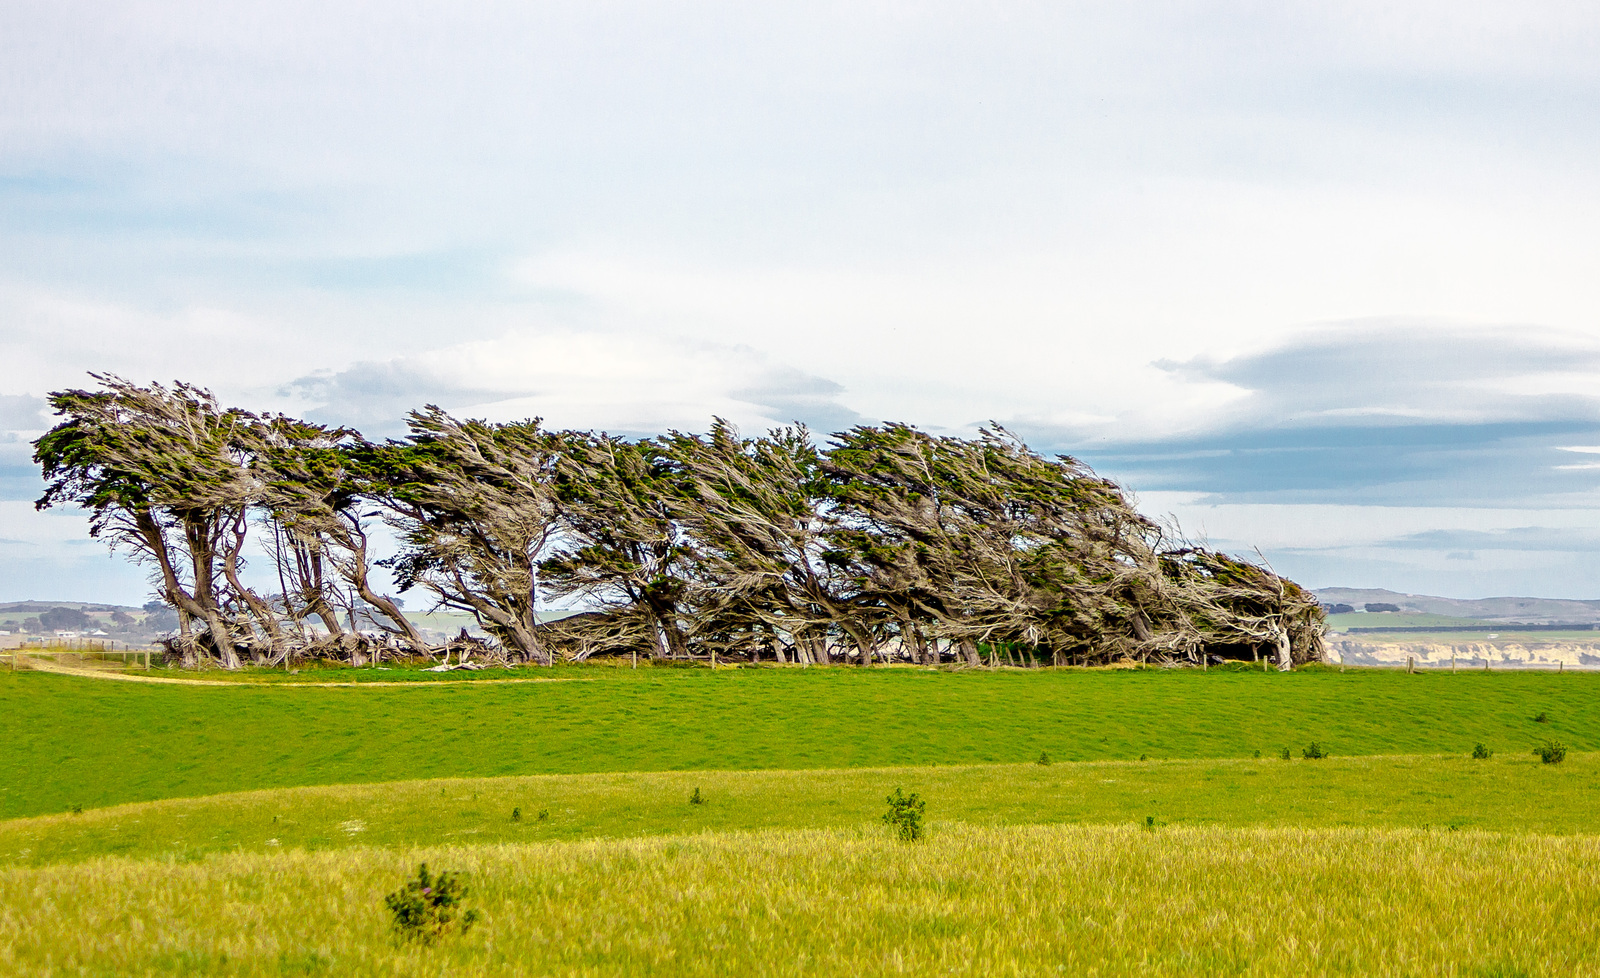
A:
[35, 376, 1325, 669]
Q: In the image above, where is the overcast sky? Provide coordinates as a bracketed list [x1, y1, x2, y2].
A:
[5, 1, 1600, 604]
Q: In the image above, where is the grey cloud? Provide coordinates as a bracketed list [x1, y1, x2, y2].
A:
[1386, 527, 1600, 553]
[283, 364, 527, 437]
[0, 395, 48, 431]
[1005, 322, 1600, 507]
[730, 369, 864, 434]
[1155, 320, 1600, 428]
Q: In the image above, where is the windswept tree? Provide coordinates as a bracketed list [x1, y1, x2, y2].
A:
[34, 377, 276, 666]
[539, 432, 692, 660]
[370, 408, 561, 664]
[252, 417, 428, 657]
[665, 421, 867, 665]
[35, 374, 1325, 669]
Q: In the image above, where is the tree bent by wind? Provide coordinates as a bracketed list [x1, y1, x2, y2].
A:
[34, 376, 1325, 669]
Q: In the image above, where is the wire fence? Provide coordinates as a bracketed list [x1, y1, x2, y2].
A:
[6, 641, 155, 671]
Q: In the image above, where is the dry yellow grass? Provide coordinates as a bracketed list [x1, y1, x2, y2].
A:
[3, 822, 1597, 976]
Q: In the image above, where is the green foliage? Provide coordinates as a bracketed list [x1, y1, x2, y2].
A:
[1472, 743, 1494, 760]
[511, 807, 521, 822]
[1036, 751, 1051, 766]
[689, 786, 704, 805]
[383, 863, 480, 944]
[1302, 743, 1327, 760]
[882, 788, 925, 841]
[1534, 712, 1549, 723]
[1535, 741, 1567, 765]
[1279, 747, 1292, 760]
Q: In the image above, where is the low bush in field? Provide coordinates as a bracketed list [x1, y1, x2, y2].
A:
[1472, 743, 1493, 760]
[383, 863, 480, 944]
[1535, 741, 1567, 765]
[1302, 743, 1327, 760]
[883, 788, 925, 841]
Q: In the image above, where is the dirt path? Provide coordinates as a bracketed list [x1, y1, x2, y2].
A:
[12, 654, 593, 688]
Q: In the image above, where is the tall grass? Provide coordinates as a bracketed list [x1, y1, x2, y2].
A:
[2, 823, 1595, 976]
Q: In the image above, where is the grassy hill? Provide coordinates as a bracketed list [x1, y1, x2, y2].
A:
[5, 661, 1599, 975]
[2, 751, 1595, 868]
[3, 664, 1596, 819]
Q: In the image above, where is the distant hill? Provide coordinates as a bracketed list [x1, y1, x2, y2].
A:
[1313, 588, 1600, 625]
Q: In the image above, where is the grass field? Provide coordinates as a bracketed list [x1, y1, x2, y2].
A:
[3, 751, 1597, 868]
[1324, 611, 1498, 629]
[4, 665, 1597, 819]
[8, 663, 1600, 974]
[4, 823, 1597, 976]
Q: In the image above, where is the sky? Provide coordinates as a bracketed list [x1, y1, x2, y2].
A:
[5, 1, 1600, 604]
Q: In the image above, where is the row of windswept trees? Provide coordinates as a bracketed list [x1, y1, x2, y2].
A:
[33, 375, 1325, 669]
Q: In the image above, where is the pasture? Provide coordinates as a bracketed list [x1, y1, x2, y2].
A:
[5, 661, 1598, 975]
[3, 664, 1595, 819]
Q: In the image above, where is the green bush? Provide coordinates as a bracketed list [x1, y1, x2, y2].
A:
[1279, 747, 1292, 761]
[1302, 743, 1327, 760]
[882, 788, 925, 842]
[1534, 741, 1567, 765]
[384, 864, 481, 944]
[689, 786, 704, 805]
[1036, 751, 1051, 766]
[1472, 743, 1493, 760]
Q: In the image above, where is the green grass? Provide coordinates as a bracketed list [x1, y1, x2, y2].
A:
[1335, 629, 1600, 645]
[5, 823, 1598, 976]
[6, 665, 1599, 819]
[4, 751, 1597, 868]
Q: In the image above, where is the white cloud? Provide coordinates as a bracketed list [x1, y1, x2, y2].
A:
[289, 327, 862, 437]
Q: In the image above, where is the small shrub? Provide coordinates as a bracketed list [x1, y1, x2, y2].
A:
[536, 808, 549, 822]
[1279, 747, 1292, 761]
[510, 807, 521, 822]
[1302, 742, 1327, 760]
[69, 804, 83, 815]
[1253, 749, 1261, 759]
[689, 787, 704, 805]
[1036, 751, 1051, 765]
[1535, 741, 1567, 765]
[882, 788, 925, 842]
[1534, 712, 1549, 723]
[1144, 815, 1155, 831]
[1472, 743, 1493, 760]
[384, 863, 481, 944]
[1138, 753, 1148, 761]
